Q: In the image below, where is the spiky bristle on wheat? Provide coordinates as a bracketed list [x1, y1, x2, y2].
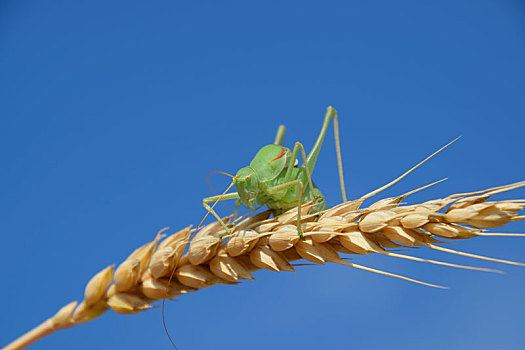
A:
[4, 180, 525, 350]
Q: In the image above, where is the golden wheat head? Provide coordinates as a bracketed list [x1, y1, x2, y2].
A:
[4, 179, 525, 350]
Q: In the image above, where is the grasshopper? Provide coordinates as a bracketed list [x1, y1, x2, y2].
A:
[203, 106, 347, 238]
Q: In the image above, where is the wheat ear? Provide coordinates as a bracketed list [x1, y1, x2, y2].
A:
[4, 180, 525, 349]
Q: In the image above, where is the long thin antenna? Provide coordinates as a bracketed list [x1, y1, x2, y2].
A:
[207, 170, 239, 181]
[163, 178, 237, 349]
[193, 178, 237, 239]
[162, 298, 178, 349]
[206, 171, 238, 212]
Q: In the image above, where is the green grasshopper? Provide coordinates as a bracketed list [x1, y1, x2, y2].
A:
[203, 106, 347, 238]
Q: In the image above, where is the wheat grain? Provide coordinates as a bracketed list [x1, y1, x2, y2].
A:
[4, 180, 525, 349]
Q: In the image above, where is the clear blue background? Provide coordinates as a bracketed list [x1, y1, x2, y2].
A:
[1, 1, 524, 349]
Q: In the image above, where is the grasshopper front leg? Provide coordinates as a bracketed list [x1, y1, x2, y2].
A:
[202, 192, 240, 237]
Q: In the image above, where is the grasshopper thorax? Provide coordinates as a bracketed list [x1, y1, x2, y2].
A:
[235, 144, 292, 208]
[249, 144, 291, 182]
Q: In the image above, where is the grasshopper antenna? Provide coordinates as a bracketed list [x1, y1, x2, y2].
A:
[206, 170, 238, 212]
[162, 171, 238, 349]
[194, 171, 238, 237]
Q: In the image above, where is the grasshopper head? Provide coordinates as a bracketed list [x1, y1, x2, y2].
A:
[235, 166, 259, 207]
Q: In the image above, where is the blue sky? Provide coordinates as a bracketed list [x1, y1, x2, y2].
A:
[1, 1, 524, 349]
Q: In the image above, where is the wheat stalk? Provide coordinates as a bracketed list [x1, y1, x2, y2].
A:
[4, 178, 525, 349]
